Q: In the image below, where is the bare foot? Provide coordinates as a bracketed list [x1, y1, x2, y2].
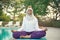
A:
[24, 35, 31, 38]
[20, 35, 31, 38]
[20, 36, 25, 38]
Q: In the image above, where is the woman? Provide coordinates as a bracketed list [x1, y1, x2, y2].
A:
[12, 6, 47, 39]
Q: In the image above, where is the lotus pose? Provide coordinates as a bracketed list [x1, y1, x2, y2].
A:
[12, 6, 47, 39]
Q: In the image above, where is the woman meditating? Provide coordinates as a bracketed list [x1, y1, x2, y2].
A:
[12, 6, 47, 39]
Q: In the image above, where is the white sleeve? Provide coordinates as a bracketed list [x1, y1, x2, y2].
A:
[35, 19, 43, 31]
[17, 17, 25, 31]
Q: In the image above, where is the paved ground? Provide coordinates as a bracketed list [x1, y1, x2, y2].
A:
[46, 27, 60, 40]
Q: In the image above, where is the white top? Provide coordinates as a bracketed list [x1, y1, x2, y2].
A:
[17, 16, 43, 32]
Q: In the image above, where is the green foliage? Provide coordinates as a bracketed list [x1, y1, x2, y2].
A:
[18, 13, 26, 22]
[18, 13, 26, 26]
[24, 0, 49, 15]
[41, 19, 60, 28]
[0, 2, 2, 16]
[36, 15, 60, 27]
[0, 9, 2, 16]
[0, 13, 10, 22]
[50, 20, 60, 28]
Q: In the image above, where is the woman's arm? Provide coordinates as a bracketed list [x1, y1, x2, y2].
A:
[35, 19, 47, 31]
[12, 17, 26, 32]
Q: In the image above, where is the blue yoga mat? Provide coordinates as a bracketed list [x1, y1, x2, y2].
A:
[16, 37, 47, 40]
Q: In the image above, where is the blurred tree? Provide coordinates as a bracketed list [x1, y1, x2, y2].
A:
[53, 0, 60, 20]
[18, 13, 26, 26]
[0, 1, 2, 16]
[0, 0, 25, 21]
[18, 13, 26, 21]
[49, 0, 60, 20]
[0, 0, 11, 21]
[0, 0, 11, 16]
[24, 0, 49, 15]
[7, 0, 25, 21]
[0, 13, 10, 21]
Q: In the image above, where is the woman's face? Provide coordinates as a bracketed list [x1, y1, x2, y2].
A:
[28, 9, 32, 15]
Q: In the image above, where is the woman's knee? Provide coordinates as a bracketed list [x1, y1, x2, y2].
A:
[36, 31, 46, 36]
[13, 32, 21, 39]
[31, 31, 46, 38]
[13, 31, 27, 39]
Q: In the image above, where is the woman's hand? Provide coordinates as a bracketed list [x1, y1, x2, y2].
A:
[11, 30, 17, 32]
[40, 26, 48, 31]
[43, 27, 48, 31]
